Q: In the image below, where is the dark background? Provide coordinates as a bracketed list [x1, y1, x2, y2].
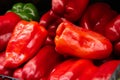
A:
[0, 0, 120, 16]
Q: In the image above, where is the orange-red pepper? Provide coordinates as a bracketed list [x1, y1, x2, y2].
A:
[55, 21, 112, 59]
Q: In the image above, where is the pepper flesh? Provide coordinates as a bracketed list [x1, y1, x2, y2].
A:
[4, 20, 48, 68]
[55, 21, 112, 59]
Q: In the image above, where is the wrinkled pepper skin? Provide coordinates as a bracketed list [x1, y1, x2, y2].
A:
[39, 10, 64, 45]
[44, 22, 60, 45]
[0, 52, 13, 76]
[55, 21, 112, 59]
[4, 20, 48, 69]
[91, 60, 120, 80]
[14, 45, 63, 80]
[39, 10, 60, 28]
[0, 12, 21, 52]
[52, 0, 89, 22]
[44, 18, 65, 45]
[80, 2, 117, 35]
[48, 59, 98, 80]
[8, 2, 39, 21]
[39, 10, 60, 45]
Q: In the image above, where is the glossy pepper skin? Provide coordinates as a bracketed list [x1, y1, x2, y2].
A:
[39, 10, 60, 28]
[13, 68, 23, 80]
[80, 2, 118, 35]
[104, 15, 120, 57]
[55, 21, 112, 59]
[39, 10, 64, 45]
[0, 52, 13, 76]
[4, 20, 48, 69]
[49, 59, 98, 80]
[91, 60, 120, 80]
[13, 45, 63, 80]
[0, 12, 21, 52]
[78, 65, 98, 80]
[8, 2, 39, 21]
[105, 15, 120, 42]
[39, 10, 60, 45]
[52, 0, 89, 22]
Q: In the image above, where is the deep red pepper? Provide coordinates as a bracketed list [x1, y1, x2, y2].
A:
[45, 18, 65, 45]
[39, 10, 64, 45]
[0, 12, 21, 52]
[114, 42, 120, 57]
[91, 60, 120, 80]
[52, 0, 89, 22]
[55, 21, 112, 59]
[0, 52, 13, 76]
[105, 15, 120, 42]
[103, 15, 120, 57]
[13, 45, 63, 80]
[4, 20, 48, 69]
[48, 59, 98, 80]
[39, 10, 60, 28]
[80, 2, 118, 35]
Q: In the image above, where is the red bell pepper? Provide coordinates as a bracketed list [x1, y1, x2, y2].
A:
[0, 12, 21, 52]
[91, 60, 120, 80]
[52, 0, 89, 22]
[104, 15, 120, 57]
[4, 20, 48, 69]
[45, 18, 65, 45]
[13, 45, 63, 80]
[0, 52, 13, 76]
[80, 2, 118, 35]
[105, 15, 120, 42]
[78, 64, 98, 80]
[13, 68, 23, 80]
[55, 21, 112, 59]
[114, 42, 120, 57]
[39, 10, 60, 28]
[39, 10, 64, 45]
[48, 59, 98, 80]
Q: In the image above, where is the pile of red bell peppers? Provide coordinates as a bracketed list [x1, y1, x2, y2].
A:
[0, 0, 120, 80]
